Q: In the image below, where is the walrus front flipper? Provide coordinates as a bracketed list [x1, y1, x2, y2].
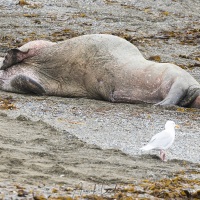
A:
[1, 49, 29, 70]
[11, 75, 45, 95]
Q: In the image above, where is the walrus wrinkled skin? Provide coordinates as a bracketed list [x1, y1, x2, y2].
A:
[0, 34, 200, 108]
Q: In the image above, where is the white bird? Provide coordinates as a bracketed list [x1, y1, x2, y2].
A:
[140, 121, 179, 161]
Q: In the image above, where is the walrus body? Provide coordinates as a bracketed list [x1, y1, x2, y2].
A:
[0, 34, 200, 108]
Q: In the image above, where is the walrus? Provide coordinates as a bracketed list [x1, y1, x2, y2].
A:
[0, 34, 200, 108]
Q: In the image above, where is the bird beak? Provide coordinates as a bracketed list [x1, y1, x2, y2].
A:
[175, 124, 180, 129]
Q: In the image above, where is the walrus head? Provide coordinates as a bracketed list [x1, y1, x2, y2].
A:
[1, 49, 30, 70]
[0, 40, 56, 70]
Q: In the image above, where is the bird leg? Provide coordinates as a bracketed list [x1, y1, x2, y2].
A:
[160, 150, 167, 162]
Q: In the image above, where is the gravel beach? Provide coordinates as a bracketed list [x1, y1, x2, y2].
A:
[0, 0, 199, 199]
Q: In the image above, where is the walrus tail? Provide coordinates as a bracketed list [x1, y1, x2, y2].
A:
[179, 87, 200, 107]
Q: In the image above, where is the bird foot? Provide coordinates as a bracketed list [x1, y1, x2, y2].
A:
[160, 150, 167, 162]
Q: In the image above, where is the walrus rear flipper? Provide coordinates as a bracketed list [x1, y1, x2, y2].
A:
[179, 88, 200, 107]
[11, 75, 45, 95]
[1, 49, 29, 70]
[156, 82, 188, 106]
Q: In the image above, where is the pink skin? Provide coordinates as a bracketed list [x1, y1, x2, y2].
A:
[160, 150, 167, 162]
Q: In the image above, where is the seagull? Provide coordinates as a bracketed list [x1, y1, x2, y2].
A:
[140, 121, 179, 161]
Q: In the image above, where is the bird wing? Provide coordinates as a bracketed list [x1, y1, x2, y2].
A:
[141, 130, 174, 150]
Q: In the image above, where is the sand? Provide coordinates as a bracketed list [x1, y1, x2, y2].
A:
[0, 0, 199, 199]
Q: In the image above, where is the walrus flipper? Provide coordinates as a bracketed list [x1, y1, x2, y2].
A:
[11, 75, 45, 95]
[179, 88, 200, 107]
[156, 82, 187, 106]
[1, 49, 29, 70]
